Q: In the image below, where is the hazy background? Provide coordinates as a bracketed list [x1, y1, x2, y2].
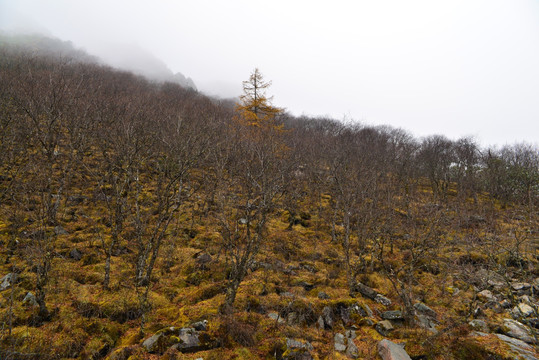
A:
[1, 0, 538, 146]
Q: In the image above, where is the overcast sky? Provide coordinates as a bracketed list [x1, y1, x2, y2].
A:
[1, 0, 538, 146]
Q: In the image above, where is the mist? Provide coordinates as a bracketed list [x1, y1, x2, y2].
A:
[1, 0, 538, 146]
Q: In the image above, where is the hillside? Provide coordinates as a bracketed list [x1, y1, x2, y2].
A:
[0, 42, 538, 360]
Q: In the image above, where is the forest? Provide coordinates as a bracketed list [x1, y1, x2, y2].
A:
[0, 38, 537, 360]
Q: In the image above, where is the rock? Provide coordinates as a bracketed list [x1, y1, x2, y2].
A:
[500, 299, 512, 309]
[280, 292, 295, 298]
[173, 328, 201, 353]
[413, 302, 437, 319]
[469, 319, 489, 332]
[417, 314, 438, 333]
[238, 218, 248, 225]
[54, 225, 69, 235]
[191, 320, 208, 331]
[346, 340, 359, 359]
[381, 310, 404, 321]
[345, 330, 356, 340]
[318, 291, 330, 300]
[322, 306, 334, 329]
[375, 294, 392, 306]
[317, 316, 325, 330]
[195, 253, 212, 267]
[515, 303, 534, 318]
[495, 334, 537, 360]
[512, 282, 532, 293]
[22, 292, 38, 306]
[268, 312, 285, 324]
[69, 248, 82, 261]
[503, 318, 536, 344]
[284, 338, 313, 360]
[358, 303, 373, 318]
[0, 273, 17, 291]
[142, 332, 166, 353]
[354, 282, 378, 300]
[475, 269, 505, 289]
[377, 339, 412, 360]
[375, 320, 394, 336]
[477, 289, 496, 302]
[334, 333, 347, 352]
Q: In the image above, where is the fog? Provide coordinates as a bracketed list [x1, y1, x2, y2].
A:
[1, 0, 538, 146]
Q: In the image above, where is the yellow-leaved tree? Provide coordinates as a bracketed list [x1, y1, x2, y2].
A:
[236, 68, 283, 129]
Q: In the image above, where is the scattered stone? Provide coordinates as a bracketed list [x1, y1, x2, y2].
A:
[375, 320, 394, 336]
[318, 291, 330, 300]
[495, 334, 537, 360]
[375, 294, 392, 306]
[69, 248, 82, 261]
[512, 282, 532, 293]
[54, 225, 69, 235]
[238, 218, 248, 225]
[514, 303, 534, 318]
[417, 314, 438, 333]
[353, 282, 378, 300]
[268, 312, 285, 324]
[346, 340, 359, 359]
[477, 289, 496, 302]
[300, 263, 318, 273]
[377, 339, 412, 360]
[195, 253, 212, 267]
[284, 338, 314, 360]
[414, 302, 437, 319]
[317, 316, 325, 330]
[173, 328, 201, 353]
[345, 330, 356, 340]
[0, 273, 17, 291]
[280, 292, 295, 298]
[469, 319, 489, 332]
[142, 332, 166, 353]
[322, 306, 334, 329]
[191, 320, 208, 331]
[22, 292, 38, 307]
[381, 310, 404, 321]
[503, 318, 536, 344]
[475, 269, 505, 289]
[358, 303, 373, 318]
[500, 299, 512, 309]
[334, 333, 347, 352]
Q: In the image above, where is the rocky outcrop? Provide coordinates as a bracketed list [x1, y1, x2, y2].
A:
[284, 338, 313, 360]
[502, 318, 536, 344]
[377, 339, 412, 360]
[142, 326, 218, 354]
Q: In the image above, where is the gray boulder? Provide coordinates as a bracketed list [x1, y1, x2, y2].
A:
[191, 320, 208, 331]
[469, 319, 489, 332]
[142, 332, 166, 353]
[377, 339, 412, 360]
[54, 225, 69, 235]
[318, 291, 330, 300]
[495, 334, 537, 360]
[381, 310, 404, 321]
[334, 333, 347, 352]
[413, 302, 437, 319]
[375, 320, 394, 336]
[503, 318, 536, 344]
[322, 306, 334, 329]
[173, 328, 200, 352]
[22, 292, 38, 306]
[375, 294, 392, 306]
[0, 273, 17, 291]
[284, 338, 313, 360]
[354, 282, 378, 300]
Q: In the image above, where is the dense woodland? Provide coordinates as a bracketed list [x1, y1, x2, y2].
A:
[0, 39, 538, 360]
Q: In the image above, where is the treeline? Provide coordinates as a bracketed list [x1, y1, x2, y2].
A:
[0, 44, 537, 331]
